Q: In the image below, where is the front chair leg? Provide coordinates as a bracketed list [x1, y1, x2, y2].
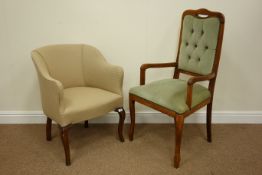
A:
[174, 115, 184, 168]
[46, 117, 52, 141]
[59, 125, 71, 166]
[129, 97, 135, 141]
[84, 120, 89, 128]
[115, 107, 126, 142]
[207, 102, 212, 142]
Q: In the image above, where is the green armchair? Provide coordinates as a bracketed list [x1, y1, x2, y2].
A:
[129, 9, 225, 168]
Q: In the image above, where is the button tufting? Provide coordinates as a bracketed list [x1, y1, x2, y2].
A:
[205, 46, 208, 49]
[188, 55, 191, 59]
[191, 29, 194, 33]
[201, 30, 204, 35]
[194, 44, 197, 48]
[185, 42, 189, 46]
[197, 57, 201, 61]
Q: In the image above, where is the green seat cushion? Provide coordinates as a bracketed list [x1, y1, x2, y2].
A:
[129, 79, 211, 114]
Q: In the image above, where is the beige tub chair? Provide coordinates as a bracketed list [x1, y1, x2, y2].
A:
[32, 44, 125, 166]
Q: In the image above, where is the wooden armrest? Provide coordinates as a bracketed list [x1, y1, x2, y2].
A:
[140, 62, 177, 70]
[187, 73, 216, 85]
[186, 73, 216, 108]
[140, 62, 177, 85]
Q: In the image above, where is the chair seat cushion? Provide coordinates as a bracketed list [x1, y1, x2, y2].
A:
[129, 79, 210, 114]
[61, 87, 123, 125]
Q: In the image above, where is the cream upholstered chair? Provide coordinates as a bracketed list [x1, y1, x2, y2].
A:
[32, 44, 125, 166]
[129, 9, 225, 168]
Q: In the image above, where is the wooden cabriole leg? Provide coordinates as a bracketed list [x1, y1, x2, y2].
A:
[174, 115, 184, 168]
[129, 98, 135, 141]
[84, 120, 89, 128]
[46, 117, 52, 141]
[59, 125, 71, 166]
[115, 107, 126, 142]
[207, 102, 212, 142]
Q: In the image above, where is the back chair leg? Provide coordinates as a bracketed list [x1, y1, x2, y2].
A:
[84, 120, 89, 128]
[59, 125, 71, 166]
[115, 107, 126, 142]
[46, 117, 52, 141]
[129, 98, 135, 141]
[174, 115, 184, 168]
[207, 102, 212, 142]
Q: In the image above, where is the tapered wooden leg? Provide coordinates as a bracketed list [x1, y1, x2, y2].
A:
[207, 102, 212, 142]
[174, 115, 184, 168]
[115, 107, 126, 142]
[129, 97, 135, 141]
[46, 117, 52, 141]
[84, 120, 89, 128]
[59, 125, 71, 166]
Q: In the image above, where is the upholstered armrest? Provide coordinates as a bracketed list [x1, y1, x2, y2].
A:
[186, 73, 216, 108]
[85, 60, 124, 96]
[101, 63, 124, 96]
[31, 51, 64, 119]
[140, 62, 177, 85]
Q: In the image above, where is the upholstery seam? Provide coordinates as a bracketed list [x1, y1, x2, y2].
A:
[34, 50, 52, 77]
[81, 44, 87, 86]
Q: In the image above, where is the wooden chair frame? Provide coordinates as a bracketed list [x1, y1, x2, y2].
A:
[129, 9, 225, 168]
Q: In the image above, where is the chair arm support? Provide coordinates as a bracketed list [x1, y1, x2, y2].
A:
[140, 62, 177, 85]
[186, 73, 216, 108]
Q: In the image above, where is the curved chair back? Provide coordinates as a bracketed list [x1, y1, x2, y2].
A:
[32, 44, 108, 89]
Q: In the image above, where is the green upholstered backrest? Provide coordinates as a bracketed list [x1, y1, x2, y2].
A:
[178, 15, 220, 75]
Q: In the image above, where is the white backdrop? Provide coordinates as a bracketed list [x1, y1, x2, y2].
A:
[0, 0, 262, 121]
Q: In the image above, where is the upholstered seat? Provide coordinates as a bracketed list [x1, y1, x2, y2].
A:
[62, 87, 123, 125]
[32, 44, 126, 166]
[130, 79, 210, 114]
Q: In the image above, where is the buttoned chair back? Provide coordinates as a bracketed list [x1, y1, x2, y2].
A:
[178, 12, 223, 75]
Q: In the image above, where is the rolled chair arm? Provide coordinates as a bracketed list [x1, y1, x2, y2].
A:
[85, 60, 124, 96]
[102, 63, 124, 96]
[31, 51, 64, 122]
